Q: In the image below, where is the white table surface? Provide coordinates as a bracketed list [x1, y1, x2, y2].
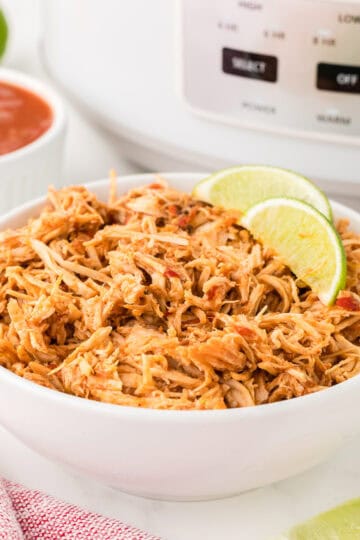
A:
[1, 2, 360, 539]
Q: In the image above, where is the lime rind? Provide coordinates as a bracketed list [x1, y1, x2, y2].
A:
[275, 498, 360, 540]
[193, 165, 332, 221]
[0, 9, 8, 60]
[241, 197, 346, 305]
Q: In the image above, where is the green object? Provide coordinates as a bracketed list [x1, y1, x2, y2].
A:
[0, 8, 8, 60]
[276, 498, 360, 539]
[192, 165, 332, 220]
[241, 197, 346, 305]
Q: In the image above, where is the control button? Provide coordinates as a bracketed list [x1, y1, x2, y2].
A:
[317, 62, 360, 93]
[222, 48, 277, 82]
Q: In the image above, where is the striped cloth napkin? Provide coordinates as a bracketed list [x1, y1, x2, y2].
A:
[0, 479, 160, 540]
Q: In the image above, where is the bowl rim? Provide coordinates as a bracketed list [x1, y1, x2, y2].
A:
[0, 171, 359, 422]
[0, 67, 66, 163]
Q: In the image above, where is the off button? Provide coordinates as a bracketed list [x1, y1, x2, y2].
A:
[317, 62, 360, 93]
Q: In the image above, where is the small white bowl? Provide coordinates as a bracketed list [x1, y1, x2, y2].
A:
[0, 172, 359, 501]
[0, 68, 66, 214]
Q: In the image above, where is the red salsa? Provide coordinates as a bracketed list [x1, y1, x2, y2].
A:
[0, 81, 53, 156]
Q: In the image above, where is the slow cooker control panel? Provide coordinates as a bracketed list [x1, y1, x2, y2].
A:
[180, 0, 360, 142]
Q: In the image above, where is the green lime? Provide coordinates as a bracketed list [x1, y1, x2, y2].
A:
[241, 197, 346, 305]
[192, 166, 332, 220]
[0, 9, 8, 60]
[276, 498, 360, 539]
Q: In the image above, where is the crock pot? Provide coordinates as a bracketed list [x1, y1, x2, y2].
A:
[41, 0, 360, 203]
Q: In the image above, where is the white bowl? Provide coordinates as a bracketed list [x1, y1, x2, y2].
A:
[0, 172, 359, 501]
[0, 68, 66, 214]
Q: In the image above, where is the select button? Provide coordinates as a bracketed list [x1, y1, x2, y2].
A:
[317, 62, 360, 93]
[222, 48, 277, 82]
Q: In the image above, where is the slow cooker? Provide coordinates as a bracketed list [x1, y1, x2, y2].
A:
[41, 0, 360, 203]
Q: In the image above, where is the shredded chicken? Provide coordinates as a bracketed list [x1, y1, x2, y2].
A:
[0, 180, 359, 409]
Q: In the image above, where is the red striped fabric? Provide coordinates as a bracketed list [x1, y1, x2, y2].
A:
[0, 479, 160, 540]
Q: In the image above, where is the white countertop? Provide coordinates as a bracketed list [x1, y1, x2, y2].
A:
[1, 2, 360, 539]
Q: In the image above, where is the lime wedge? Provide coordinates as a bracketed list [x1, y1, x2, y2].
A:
[0, 9, 8, 60]
[193, 166, 332, 220]
[276, 498, 360, 539]
[241, 198, 346, 305]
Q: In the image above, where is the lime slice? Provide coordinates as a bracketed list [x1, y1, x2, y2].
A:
[276, 498, 360, 539]
[193, 166, 332, 220]
[241, 198, 346, 305]
[0, 9, 8, 60]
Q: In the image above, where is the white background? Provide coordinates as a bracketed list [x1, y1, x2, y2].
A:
[1, 2, 360, 539]
[2, 0, 143, 184]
